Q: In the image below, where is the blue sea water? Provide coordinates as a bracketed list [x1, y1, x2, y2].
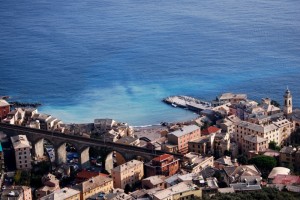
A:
[0, 0, 299, 125]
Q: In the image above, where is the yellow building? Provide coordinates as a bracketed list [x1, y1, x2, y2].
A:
[111, 159, 144, 189]
[73, 175, 113, 200]
[234, 119, 292, 149]
[153, 182, 202, 200]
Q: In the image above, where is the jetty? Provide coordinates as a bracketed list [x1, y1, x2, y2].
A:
[163, 95, 212, 112]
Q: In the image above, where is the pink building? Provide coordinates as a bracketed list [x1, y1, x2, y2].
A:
[167, 125, 201, 154]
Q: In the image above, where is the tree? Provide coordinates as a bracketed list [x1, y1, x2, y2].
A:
[248, 155, 277, 178]
[124, 184, 132, 194]
[237, 155, 247, 165]
[271, 100, 280, 107]
[269, 141, 281, 151]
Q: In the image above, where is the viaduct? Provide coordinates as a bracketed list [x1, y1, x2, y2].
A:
[0, 123, 182, 170]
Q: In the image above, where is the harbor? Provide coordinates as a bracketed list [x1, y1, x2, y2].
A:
[163, 95, 212, 113]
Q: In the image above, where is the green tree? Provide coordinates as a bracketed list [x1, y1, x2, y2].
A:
[237, 155, 247, 165]
[248, 155, 277, 178]
[269, 141, 281, 151]
[271, 100, 280, 107]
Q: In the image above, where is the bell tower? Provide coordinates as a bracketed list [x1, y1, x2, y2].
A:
[283, 87, 292, 116]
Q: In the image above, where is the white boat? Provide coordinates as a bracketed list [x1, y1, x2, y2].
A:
[171, 103, 177, 107]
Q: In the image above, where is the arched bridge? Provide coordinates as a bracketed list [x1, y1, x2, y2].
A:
[0, 123, 183, 168]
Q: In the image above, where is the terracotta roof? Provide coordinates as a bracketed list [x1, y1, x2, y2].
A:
[75, 170, 105, 183]
[272, 175, 300, 185]
[202, 126, 221, 135]
[152, 154, 172, 162]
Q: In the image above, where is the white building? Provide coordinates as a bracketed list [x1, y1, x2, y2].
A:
[11, 135, 32, 170]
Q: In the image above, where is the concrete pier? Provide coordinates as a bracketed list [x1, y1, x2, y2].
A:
[163, 96, 212, 112]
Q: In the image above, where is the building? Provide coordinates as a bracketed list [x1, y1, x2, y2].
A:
[1, 186, 32, 200]
[0, 99, 10, 120]
[202, 126, 221, 136]
[104, 189, 133, 200]
[223, 165, 262, 186]
[73, 175, 113, 200]
[188, 134, 214, 155]
[181, 152, 214, 173]
[283, 88, 292, 116]
[3, 108, 25, 125]
[279, 146, 300, 171]
[167, 125, 201, 154]
[214, 156, 235, 170]
[234, 119, 292, 149]
[111, 159, 144, 189]
[36, 173, 60, 199]
[144, 154, 179, 177]
[40, 187, 80, 200]
[268, 174, 300, 192]
[11, 135, 32, 170]
[242, 135, 268, 154]
[75, 170, 108, 184]
[212, 93, 247, 107]
[152, 182, 202, 200]
[268, 167, 290, 182]
[142, 175, 166, 189]
[115, 136, 140, 146]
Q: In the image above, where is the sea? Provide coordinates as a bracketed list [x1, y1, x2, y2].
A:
[0, 0, 299, 126]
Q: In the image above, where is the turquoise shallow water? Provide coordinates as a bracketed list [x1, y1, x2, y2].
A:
[0, 0, 299, 125]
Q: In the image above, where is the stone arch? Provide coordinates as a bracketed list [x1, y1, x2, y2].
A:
[32, 137, 54, 157]
[105, 150, 126, 173]
[78, 146, 90, 169]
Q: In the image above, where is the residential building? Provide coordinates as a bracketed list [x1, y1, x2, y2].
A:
[1, 186, 32, 200]
[202, 126, 221, 136]
[11, 135, 32, 170]
[111, 159, 144, 189]
[144, 154, 179, 177]
[104, 189, 133, 200]
[75, 170, 108, 184]
[32, 113, 51, 130]
[268, 167, 290, 182]
[181, 152, 214, 173]
[234, 119, 292, 149]
[35, 173, 60, 199]
[167, 125, 201, 154]
[40, 187, 80, 200]
[279, 146, 300, 171]
[152, 182, 202, 200]
[212, 93, 247, 107]
[3, 108, 25, 125]
[0, 99, 10, 120]
[142, 175, 166, 189]
[115, 136, 140, 146]
[188, 134, 214, 155]
[223, 165, 262, 186]
[214, 156, 235, 170]
[242, 135, 268, 154]
[73, 175, 113, 200]
[268, 175, 300, 192]
[94, 119, 116, 133]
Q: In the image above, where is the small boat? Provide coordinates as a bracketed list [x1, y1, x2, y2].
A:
[171, 103, 177, 107]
